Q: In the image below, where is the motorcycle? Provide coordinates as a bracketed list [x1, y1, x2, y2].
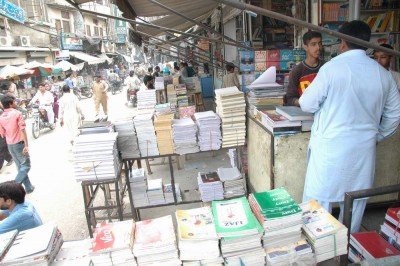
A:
[31, 104, 55, 139]
[127, 88, 138, 107]
[73, 85, 93, 100]
[16, 98, 32, 120]
[110, 80, 122, 95]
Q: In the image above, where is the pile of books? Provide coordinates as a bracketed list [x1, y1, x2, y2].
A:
[154, 114, 175, 155]
[79, 121, 114, 135]
[114, 119, 140, 159]
[215, 87, 246, 148]
[155, 76, 165, 91]
[164, 183, 182, 203]
[175, 207, 221, 263]
[133, 113, 159, 157]
[73, 132, 120, 181]
[349, 231, 400, 263]
[172, 118, 199, 154]
[147, 178, 165, 205]
[194, 111, 222, 151]
[1, 223, 63, 265]
[212, 197, 266, 266]
[248, 188, 303, 249]
[217, 167, 246, 198]
[53, 239, 92, 265]
[300, 200, 348, 262]
[176, 84, 189, 107]
[137, 89, 156, 113]
[258, 109, 302, 136]
[197, 171, 224, 202]
[133, 215, 181, 265]
[155, 103, 172, 116]
[129, 168, 149, 207]
[265, 239, 315, 265]
[380, 207, 400, 250]
[275, 106, 314, 132]
[179, 105, 196, 119]
[166, 84, 177, 113]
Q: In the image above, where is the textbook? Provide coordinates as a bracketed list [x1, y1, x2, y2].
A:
[276, 106, 314, 121]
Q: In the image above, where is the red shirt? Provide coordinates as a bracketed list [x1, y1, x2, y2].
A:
[0, 108, 26, 144]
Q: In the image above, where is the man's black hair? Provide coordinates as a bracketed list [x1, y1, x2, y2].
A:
[143, 75, 153, 85]
[129, 70, 134, 77]
[339, 20, 371, 50]
[147, 67, 153, 73]
[1, 94, 15, 109]
[303, 31, 322, 45]
[62, 84, 70, 93]
[226, 63, 235, 72]
[373, 43, 394, 55]
[0, 181, 25, 204]
[155, 66, 160, 71]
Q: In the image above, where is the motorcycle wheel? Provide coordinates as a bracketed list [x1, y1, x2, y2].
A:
[18, 108, 27, 120]
[32, 121, 40, 139]
[86, 92, 93, 98]
[112, 86, 116, 95]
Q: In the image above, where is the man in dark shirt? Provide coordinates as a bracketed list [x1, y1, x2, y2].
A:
[285, 31, 324, 106]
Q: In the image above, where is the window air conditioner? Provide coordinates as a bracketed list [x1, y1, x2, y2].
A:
[0, 36, 11, 47]
[19, 36, 31, 47]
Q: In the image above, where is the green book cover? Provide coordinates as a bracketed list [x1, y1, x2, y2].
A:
[222, 213, 263, 241]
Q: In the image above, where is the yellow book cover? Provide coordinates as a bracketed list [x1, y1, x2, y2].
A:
[176, 207, 218, 240]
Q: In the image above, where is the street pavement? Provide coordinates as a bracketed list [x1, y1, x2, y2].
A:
[0, 89, 135, 240]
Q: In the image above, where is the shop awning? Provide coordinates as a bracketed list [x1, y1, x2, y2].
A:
[99, 53, 113, 64]
[69, 51, 105, 65]
[117, 52, 132, 63]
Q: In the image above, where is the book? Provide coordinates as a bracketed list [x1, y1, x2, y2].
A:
[0, 230, 18, 260]
[175, 207, 218, 240]
[275, 106, 314, 121]
[200, 172, 220, 183]
[91, 220, 135, 253]
[351, 231, 400, 260]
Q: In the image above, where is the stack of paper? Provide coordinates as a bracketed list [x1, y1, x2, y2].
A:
[197, 172, 224, 202]
[154, 114, 175, 155]
[90, 220, 137, 265]
[155, 77, 165, 91]
[380, 207, 400, 250]
[179, 105, 196, 119]
[73, 133, 120, 181]
[147, 178, 165, 205]
[194, 111, 222, 151]
[265, 239, 315, 266]
[137, 89, 156, 113]
[167, 84, 177, 112]
[175, 207, 221, 263]
[114, 119, 140, 159]
[133, 215, 181, 266]
[53, 239, 92, 265]
[1, 223, 63, 266]
[249, 188, 303, 250]
[0, 230, 18, 260]
[212, 197, 266, 266]
[275, 106, 314, 132]
[218, 167, 245, 198]
[79, 121, 114, 135]
[164, 183, 182, 203]
[258, 109, 302, 136]
[172, 118, 199, 154]
[215, 87, 246, 148]
[155, 103, 172, 116]
[176, 84, 188, 107]
[129, 168, 149, 207]
[133, 113, 159, 157]
[300, 200, 348, 263]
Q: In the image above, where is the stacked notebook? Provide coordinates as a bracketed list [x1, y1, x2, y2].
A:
[73, 133, 120, 181]
[197, 171, 224, 202]
[129, 168, 149, 207]
[79, 121, 114, 135]
[133, 215, 181, 266]
[258, 109, 302, 136]
[300, 200, 348, 262]
[175, 207, 221, 263]
[179, 105, 196, 119]
[275, 106, 314, 132]
[166, 84, 177, 113]
[212, 197, 265, 266]
[164, 183, 182, 203]
[155, 103, 172, 116]
[53, 239, 92, 265]
[154, 114, 175, 155]
[172, 118, 199, 154]
[194, 111, 222, 151]
[217, 167, 246, 198]
[114, 119, 140, 159]
[0, 230, 18, 262]
[215, 87, 246, 148]
[147, 178, 165, 205]
[248, 188, 303, 250]
[380, 207, 400, 250]
[137, 89, 156, 113]
[176, 84, 189, 107]
[265, 239, 315, 266]
[133, 113, 159, 157]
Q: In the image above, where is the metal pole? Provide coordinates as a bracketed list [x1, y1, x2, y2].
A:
[209, 0, 400, 57]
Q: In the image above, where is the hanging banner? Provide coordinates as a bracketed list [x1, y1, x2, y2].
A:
[0, 0, 25, 24]
[60, 32, 83, 51]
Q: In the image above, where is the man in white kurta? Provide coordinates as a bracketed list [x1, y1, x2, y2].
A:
[30, 84, 55, 126]
[58, 85, 84, 145]
[299, 20, 400, 233]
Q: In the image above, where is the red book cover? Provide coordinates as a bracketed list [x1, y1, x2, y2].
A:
[351, 231, 400, 259]
[386, 208, 400, 225]
[266, 61, 280, 70]
[266, 50, 280, 62]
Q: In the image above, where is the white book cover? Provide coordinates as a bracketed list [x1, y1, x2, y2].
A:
[248, 67, 282, 88]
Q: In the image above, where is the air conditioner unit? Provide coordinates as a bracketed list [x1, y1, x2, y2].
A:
[0, 36, 11, 47]
[19, 36, 31, 47]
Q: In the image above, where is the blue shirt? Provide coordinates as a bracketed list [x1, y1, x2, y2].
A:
[0, 201, 43, 233]
[65, 78, 74, 89]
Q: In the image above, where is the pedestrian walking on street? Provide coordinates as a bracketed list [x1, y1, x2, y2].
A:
[0, 95, 34, 194]
[92, 73, 108, 122]
[59, 85, 85, 146]
[0, 102, 13, 171]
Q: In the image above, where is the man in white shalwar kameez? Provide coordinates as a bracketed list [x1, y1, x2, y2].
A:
[58, 85, 84, 145]
[299, 21, 400, 233]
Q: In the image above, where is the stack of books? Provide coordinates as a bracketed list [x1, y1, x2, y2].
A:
[275, 106, 314, 132]
[1, 223, 63, 265]
[155, 103, 172, 116]
[217, 167, 245, 198]
[212, 197, 266, 266]
[155, 76, 165, 91]
[176, 84, 189, 107]
[133, 215, 181, 265]
[79, 121, 114, 135]
[179, 105, 196, 119]
[133, 113, 159, 157]
[90, 220, 137, 265]
[147, 178, 165, 205]
[175, 207, 221, 263]
[194, 111, 222, 151]
[137, 89, 156, 113]
[129, 168, 149, 207]
[114, 119, 140, 159]
[258, 109, 302, 136]
[172, 118, 199, 154]
[265, 239, 315, 265]
[166, 84, 177, 113]
[300, 200, 348, 262]
[53, 239, 92, 265]
[73, 133, 120, 181]
[349, 231, 400, 263]
[215, 87, 246, 148]
[154, 114, 175, 155]
[380, 207, 400, 250]
[164, 183, 182, 203]
[248, 188, 303, 249]
[197, 171, 224, 202]
[0, 230, 18, 261]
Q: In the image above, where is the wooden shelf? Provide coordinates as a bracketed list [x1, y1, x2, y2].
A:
[361, 8, 400, 12]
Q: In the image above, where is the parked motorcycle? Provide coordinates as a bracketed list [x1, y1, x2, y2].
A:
[110, 80, 122, 95]
[31, 104, 55, 139]
[73, 85, 93, 100]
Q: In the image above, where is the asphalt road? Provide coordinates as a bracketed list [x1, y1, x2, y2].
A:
[0, 89, 136, 240]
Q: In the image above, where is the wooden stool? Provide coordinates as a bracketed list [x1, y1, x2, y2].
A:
[194, 92, 205, 112]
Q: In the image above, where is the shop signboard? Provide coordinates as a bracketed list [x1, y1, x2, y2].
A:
[116, 34, 126, 44]
[55, 50, 70, 60]
[0, 0, 25, 24]
[60, 32, 83, 51]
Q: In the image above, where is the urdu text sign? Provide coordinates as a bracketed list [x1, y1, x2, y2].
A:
[0, 0, 25, 24]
